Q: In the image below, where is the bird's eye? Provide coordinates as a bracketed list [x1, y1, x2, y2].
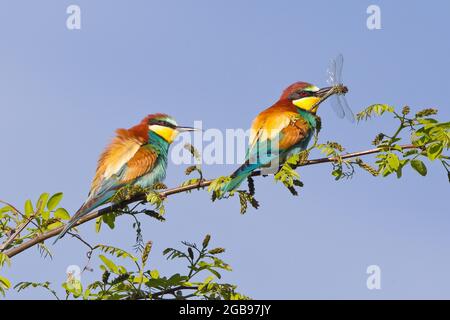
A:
[151, 120, 163, 126]
[288, 91, 310, 100]
[298, 91, 310, 98]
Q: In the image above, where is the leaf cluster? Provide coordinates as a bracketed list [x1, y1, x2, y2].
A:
[14, 235, 248, 300]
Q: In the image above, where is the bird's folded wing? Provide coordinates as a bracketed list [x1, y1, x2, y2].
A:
[90, 144, 158, 198]
[119, 145, 158, 184]
[89, 129, 146, 196]
[278, 117, 311, 150]
[248, 110, 299, 154]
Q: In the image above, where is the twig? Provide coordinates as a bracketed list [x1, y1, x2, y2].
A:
[130, 285, 199, 300]
[67, 232, 94, 251]
[0, 199, 41, 230]
[0, 200, 22, 220]
[67, 232, 95, 273]
[0, 205, 38, 252]
[3, 144, 418, 259]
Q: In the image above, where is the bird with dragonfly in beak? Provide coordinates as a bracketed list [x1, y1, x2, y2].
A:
[221, 55, 354, 193]
[54, 113, 198, 243]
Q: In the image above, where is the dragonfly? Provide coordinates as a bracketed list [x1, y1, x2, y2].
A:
[323, 54, 355, 123]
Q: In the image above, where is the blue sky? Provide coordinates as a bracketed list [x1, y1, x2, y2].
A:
[1, 0, 449, 299]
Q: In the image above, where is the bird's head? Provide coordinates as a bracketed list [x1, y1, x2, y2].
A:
[280, 81, 336, 114]
[145, 114, 197, 143]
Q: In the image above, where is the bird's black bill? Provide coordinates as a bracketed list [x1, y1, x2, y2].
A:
[316, 86, 335, 98]
[176, 126, 199, 132]
[310, 86, 338, 112]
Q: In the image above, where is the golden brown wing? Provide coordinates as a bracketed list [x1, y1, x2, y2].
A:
[249, 101, 299, 150]
[119, 146, 158, 184]
[90, 128, 146, 196]
[279, 117, 311, 150]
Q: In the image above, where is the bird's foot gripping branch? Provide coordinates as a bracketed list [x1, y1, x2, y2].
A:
[0, 104, 449, 299]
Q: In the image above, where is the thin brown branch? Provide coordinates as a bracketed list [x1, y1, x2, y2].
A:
[0, 199, 42, 235]
[0, 200, 22, 220]
[130, 285, 199, 300]
[3, 144, 417, 259]
[66, 232, 95, 273]
[0, 204, 37, 252]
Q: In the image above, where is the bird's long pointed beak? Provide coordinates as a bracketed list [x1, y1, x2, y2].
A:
[316, 86, 335, 99]
[176, 126, 200, 132]
[310, 86, 337, 111]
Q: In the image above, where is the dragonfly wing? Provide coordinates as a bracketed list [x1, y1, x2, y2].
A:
[330, 95, 345, 119]
[326, 58, 337, 86]
[338, 95, 355, 123]
[335, 54, 344, 84]
[326, 54, 354, 122]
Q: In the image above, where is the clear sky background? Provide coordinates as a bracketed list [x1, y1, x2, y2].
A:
[1, 0, 449, 299]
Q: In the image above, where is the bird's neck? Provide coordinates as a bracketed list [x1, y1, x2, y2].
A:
[297, 109, 318, 129]
[148, 131, 171, 154]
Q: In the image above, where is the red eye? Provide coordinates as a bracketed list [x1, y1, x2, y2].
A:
[300, 91, 309, 97]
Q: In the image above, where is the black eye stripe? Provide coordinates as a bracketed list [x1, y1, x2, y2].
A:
[299, 90, 314, 97]
[150, 120, 176, 128]
[288, 89, 317, 101]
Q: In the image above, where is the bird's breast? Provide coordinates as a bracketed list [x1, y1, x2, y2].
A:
[133, 156, 168, 189]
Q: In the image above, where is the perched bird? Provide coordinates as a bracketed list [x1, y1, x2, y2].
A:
[221, 82, 335, 192]
[54, 114, 196, 244]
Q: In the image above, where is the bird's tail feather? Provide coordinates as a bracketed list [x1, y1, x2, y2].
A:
[52, 194, 109, 245]
[221, 163, 259, 193]
[52, 214, 81, 245]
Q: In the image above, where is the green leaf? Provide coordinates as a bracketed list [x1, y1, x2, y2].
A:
[95, 245, 137, 261]
[95, 217, 102, 233]
[47, 193, 63, 211]
[411, 160, 427, 176]
[403, 149, 418, 157]
[396, 166, 403, 179]
[54, 208, 70, 220]
[24, 200, 34, 217]
[47, 221, 63, 230]
[36, 193, 49, 213]
[203, 275, 214, 284]
[0, 253, 11, 267]
[0, 206, 12, 215]
[381, 166, 393, 177]
[41, 211, 50, 220]
[150, 269, 160, 279]
[387, 153, 400, 170]
[99, 254, 119, 274]
[14, 281, 59, 299]
[62, 280, 83, 298]
[167, 273, 186, 286]
[0, 276, 11, 289]
[102, 213, 115, 229]
[133, 275, 149, 284]
[207, 268, 222, 279]
[356, 104, 394, 121]
[83, 288, 91, 300]
[118, 266, 128, 274]
[427, 143, 444, 161]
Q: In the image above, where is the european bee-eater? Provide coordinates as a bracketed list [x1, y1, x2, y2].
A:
[54, 113, 196, 244]
[221, 82, 335, 192]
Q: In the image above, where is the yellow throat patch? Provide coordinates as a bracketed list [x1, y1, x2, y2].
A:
[149, 125, 178, 143]
[292, 96, 321, 113]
